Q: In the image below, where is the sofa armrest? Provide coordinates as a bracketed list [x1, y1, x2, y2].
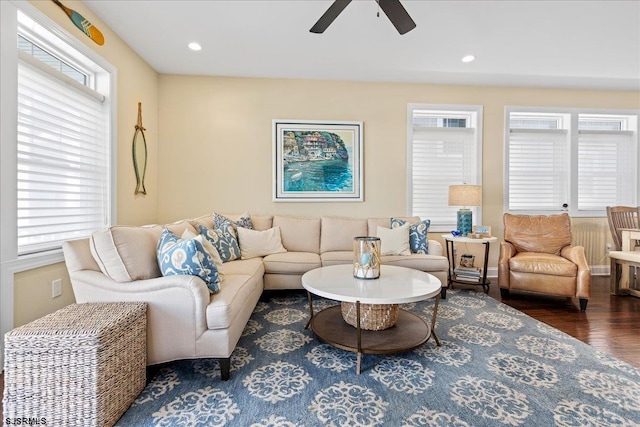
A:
[70, 269, 209, 295]
[63, 238, 101, 273]
[498, 242, 516, 289]
[428, 240, 443, 256]
[561, 245, 591, 299]
[69, 270, 211, 364]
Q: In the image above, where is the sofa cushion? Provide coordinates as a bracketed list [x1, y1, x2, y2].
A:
[273, 216, 321, 253]
[197, 223, 240, 263]
[320, 216, 368, 253]
[89, 225, 163, 282]
[221, 257, 265, 277]
[206, 274, 258, 330]
[191, 213, 273, 231]
[320, 251, 353, 266]
[263, 252, 322, 274]
[237, 226, 287, 259]
[251, 215, 274, 231]
[381, 254, 449, 272]
[182, 229, 225, 281]
[156, 229, 222, 293]
[504, 213, 572, 256]
[367, 217, 421, 236]
[391, 217, 431, 254]
[377, 225, 411, 256]
[509, 252, 577, 277]
[150, 219, 198, 237]
[190, 213, 214, 229]
[214, 212, 254, 230]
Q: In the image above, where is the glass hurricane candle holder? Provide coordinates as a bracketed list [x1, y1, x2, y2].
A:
[353, 236, 381, 279]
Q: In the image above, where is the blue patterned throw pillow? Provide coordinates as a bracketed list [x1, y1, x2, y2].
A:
[213, 212, 253, 230]
[156, 228, 221, 293]
[197, 223, 240, 263]
[391, 218, 431, 254]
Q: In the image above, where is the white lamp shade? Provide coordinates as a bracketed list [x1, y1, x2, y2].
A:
[448, 185, 482, 207]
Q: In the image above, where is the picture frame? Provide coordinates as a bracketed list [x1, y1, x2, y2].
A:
[472, 225, 492, 237]
[459, 254, 475, 268]
[273, 120, 363, 202]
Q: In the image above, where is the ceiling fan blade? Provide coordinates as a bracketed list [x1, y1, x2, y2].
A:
[310, 0, 353, 33]
[378, 0, 416, 34]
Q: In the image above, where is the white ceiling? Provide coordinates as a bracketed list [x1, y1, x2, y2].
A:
[84, 0, 640, 90]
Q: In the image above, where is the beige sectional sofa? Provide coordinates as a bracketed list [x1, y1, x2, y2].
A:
[62, 214, 448, 380]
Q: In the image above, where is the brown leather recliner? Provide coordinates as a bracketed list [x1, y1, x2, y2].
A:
[498, 213, 591, 311]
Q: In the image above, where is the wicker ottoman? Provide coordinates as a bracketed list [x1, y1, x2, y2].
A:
[3, 302, 147, 427]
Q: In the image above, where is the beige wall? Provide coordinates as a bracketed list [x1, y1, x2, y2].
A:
[13, 1, 159, 326]
[158, 74, 639, 266]
[13, 264, 74, 327]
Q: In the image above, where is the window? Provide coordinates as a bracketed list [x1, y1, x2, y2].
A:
[407, 105, 483, 231]
[18, 35, 87, 85]
[505, 108, 639, 216]
[7, 8, 114, 256]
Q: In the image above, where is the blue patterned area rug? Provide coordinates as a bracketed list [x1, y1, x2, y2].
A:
[117, 289, 640, 426]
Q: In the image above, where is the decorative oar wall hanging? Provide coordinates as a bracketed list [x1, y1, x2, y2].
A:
[52, 0, 104, 46]
[132, 103, 148, 195]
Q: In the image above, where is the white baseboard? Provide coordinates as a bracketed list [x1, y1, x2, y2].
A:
[590, 265, 610, 276]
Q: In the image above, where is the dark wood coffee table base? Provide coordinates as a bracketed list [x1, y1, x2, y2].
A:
[308, 305, 434, 373]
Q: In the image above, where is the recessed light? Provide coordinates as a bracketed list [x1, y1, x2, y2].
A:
[188, 42, 202, 51]
[462, 55, 475, 63]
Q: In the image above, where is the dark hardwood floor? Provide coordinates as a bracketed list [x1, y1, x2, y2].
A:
[0, 276, 638, 415]
[484, 274, 640, 369]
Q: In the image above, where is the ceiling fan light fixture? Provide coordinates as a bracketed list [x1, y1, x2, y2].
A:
[310, 0, 415, 35]
[462, 55, 476, 63]
[188, 42, 202, 51]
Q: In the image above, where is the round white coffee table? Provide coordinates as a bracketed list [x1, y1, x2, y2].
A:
[301, 264, 442, 374]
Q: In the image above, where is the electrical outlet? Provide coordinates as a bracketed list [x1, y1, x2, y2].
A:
[51, 279, 62, 298]
[605, 243, 612, 254]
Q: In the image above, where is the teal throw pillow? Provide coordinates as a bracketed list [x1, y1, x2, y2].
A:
[213, 212, 253, 230]
[391, 218, 430, 254]
[156, 228, 221, 293]
[197, 223, 240, 263]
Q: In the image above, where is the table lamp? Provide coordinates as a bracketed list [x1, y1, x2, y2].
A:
[448, 184, 482, 236]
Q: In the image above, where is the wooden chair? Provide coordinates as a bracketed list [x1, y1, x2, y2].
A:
[606, 206, 640, 294]
[606, 206, 640, 251]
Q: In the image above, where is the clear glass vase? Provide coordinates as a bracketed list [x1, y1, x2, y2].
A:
[353, 236, 381, 279]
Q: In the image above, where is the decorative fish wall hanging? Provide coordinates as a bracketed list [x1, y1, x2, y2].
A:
[132, 103, 148, 195]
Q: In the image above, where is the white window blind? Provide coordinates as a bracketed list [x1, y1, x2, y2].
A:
[507, 129, 569, 211]
[408, 105, 482, 231]
[411, 128, 478, 227]
[17, 56, 108, 255]
[578, 130, 636, 210]
[505, 109, 638, 216]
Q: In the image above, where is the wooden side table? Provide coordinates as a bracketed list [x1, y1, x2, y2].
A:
[441, 234, 497, 297]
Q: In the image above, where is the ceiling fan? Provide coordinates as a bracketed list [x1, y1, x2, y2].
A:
[310, 0, 416, 35]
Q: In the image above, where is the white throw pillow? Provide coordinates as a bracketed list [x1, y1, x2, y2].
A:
[376, 224, 411, 256]
[237, 226, 287, 259]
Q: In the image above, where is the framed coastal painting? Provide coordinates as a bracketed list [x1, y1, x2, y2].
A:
[273, 120, 363, 202]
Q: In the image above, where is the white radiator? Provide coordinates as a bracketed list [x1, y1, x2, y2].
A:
[572, 222, 610, 275]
